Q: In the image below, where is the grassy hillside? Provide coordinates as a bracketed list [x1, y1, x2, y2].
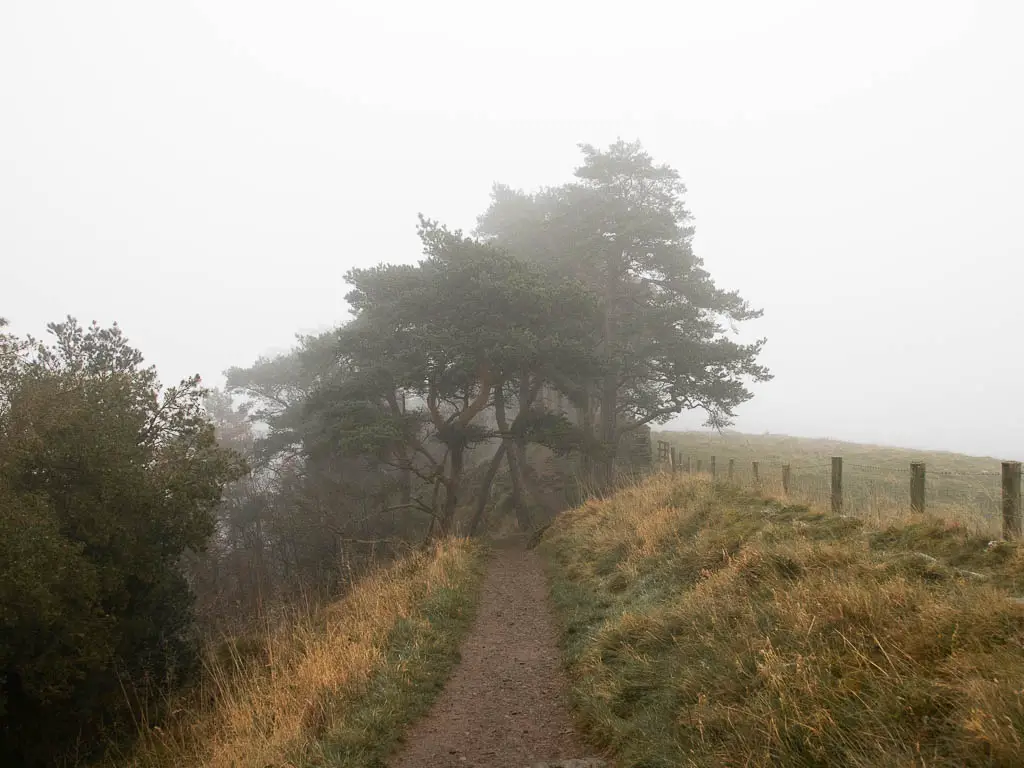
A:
[106, 540, 486, 768]
[543, 473, 1024, 767]
[656, 431, 1008, 536]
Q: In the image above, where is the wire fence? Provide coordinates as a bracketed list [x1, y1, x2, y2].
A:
[654, 442, 1018, 540]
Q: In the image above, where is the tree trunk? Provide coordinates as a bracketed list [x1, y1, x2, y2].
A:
[513, 373, 540, 526]
[495, 388, 532, 531]
[596, 374, 619, 490]
[438, 445, 464, 537]
[579, 379, 595, 484]
[253, 498, 265, 617]
[385, 390, 413, 508]
[595, 250, 621, 491]
[515, 444, 557, 519]
[428, 377, 492, 539]
[505, 448, 533, 530]
[467, 442, 507, 536]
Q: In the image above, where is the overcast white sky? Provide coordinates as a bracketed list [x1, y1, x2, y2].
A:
[3, 1, 1023, 458]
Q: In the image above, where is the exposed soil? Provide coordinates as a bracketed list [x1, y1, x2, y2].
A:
[389, 539, 596, 768]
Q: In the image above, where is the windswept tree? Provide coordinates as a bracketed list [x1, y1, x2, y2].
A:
[477, 140, 771, 486]
[308, 216, 601, 537]
[219, 140, 770, 547]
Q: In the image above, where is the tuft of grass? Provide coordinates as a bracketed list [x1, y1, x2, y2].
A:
[105, 539, 487, 768]
[543, 473, 1024, 767]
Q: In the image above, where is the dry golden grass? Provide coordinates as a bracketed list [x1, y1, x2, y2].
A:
[543, 473, 1024, 767]
[106, 539, 485, 768]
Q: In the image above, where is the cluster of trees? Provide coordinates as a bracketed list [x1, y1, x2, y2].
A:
[0, 140, 769, 765]
[199, 140, 770, 604]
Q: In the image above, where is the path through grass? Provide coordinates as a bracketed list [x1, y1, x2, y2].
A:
[107, 539, 487, 768]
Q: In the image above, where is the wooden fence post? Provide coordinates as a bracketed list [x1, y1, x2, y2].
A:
[782, 464, 791, 495]
[1002, 461, 1021, 539]
[752, 461, 759, 483]
[696, 459, 703, 474]
[831, 457, 843, 514]
[910, 462, 926, 513]
[728, 458, 735, 482]
[670, 447, 677, 474]
[685, 455, 691, 473]
[710, 456, 716, 479]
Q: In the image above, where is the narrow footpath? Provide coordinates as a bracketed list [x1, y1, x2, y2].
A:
[389, 540, 602, 768]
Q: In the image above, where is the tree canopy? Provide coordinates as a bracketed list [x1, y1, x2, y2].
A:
[477, 140, 771, 483]
[224, 140, 770, 540]
[307, 216, 603, 535]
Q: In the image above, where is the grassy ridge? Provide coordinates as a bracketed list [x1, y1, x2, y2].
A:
[657, 431, 1008, 535]
[109, 539, 486, 768]
[543, 473, 1024, 767]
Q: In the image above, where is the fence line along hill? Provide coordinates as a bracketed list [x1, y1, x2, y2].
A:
[655, 430, 1018, 539]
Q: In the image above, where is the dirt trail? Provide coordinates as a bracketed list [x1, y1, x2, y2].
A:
[389, 540, 597, 768]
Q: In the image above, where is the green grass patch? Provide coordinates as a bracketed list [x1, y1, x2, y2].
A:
[317, 566, 486, 767]
[542, 474, 1024, 767]
[656, 430, 1008, 535]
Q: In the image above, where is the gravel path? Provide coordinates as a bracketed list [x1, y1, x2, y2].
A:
[389, 541, 596, 768]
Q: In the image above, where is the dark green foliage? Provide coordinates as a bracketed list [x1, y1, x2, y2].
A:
[222, 331, 421, 599]
[0, 318, 245, 765]
[222, 141, 770, 543]
[305, 217, 604, 535]
[478, 140, 771, 485]
[517, 408, 592, 457]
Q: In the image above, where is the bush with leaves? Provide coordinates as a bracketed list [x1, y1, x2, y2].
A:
[0, 318, 245, 765]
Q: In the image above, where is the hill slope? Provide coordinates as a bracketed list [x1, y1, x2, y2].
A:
[656, 430, 1009, 535]
[110, 540, 486, 768]
[542, 473, 1024, 767]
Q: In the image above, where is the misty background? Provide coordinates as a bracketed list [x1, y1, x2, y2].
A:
[3, 0, 1022, 458]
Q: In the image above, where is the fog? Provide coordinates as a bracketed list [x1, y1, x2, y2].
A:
[3, 0, 1023, 458]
